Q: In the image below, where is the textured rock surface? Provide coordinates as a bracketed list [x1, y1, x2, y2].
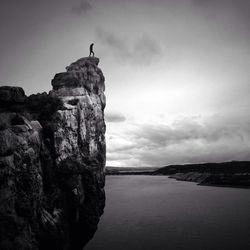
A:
[0, 57, 106, 250]
[0, 86, 26, 104]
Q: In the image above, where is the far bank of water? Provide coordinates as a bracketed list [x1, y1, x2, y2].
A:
[85, 176, 250, 250]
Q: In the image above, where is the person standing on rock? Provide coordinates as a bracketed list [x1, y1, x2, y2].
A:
[89, 43, 95, 57]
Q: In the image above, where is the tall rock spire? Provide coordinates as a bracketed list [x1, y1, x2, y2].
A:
[50, 56, 106, 248]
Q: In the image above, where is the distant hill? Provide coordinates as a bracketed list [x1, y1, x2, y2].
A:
[105, 166, 159, 175]
[106, 161, 250, 188]
[155, 161, 250, 175]
[154, 161, 250, 188]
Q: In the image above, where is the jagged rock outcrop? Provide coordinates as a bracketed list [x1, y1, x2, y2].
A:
[0, 57, 106, 250]
[0, 86, 26, 104]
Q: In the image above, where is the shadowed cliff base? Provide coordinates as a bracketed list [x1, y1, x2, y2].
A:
[0, 57, 106, 250]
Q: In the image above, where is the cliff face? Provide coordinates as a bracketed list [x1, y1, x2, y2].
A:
[0, 57, 106, 250]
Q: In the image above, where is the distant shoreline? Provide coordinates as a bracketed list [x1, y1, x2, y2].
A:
[106, 161, 250, 188]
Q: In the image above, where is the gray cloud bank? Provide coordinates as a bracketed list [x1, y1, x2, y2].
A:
[107, 115, 250, 167]
[72, 1, 93, 15]
[96, 28, 161, 65]
[105, 112, 126, 123]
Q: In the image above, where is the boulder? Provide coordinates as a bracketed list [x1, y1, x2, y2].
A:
[0, 86, 26, 104]
[51, 57, 105, 96]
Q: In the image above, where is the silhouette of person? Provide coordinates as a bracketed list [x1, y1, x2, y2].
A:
[89, 43, 94, 57]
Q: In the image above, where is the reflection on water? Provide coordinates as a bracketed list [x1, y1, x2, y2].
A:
[85, 176, 250, 250]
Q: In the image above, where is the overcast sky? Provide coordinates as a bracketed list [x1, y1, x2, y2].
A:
[1, 0, 250, 167]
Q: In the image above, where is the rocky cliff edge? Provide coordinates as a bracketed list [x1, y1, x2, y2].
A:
[0, 57, 106, 250]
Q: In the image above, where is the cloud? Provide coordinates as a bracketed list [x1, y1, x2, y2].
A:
[191, 0, 250, 31]
[96, 28, 161, 65]
[132, 35, 161, 65]
[96, 28, 131, 59]
[192, 0, 219, 8]
[72, 1, 92, 15]
[106, 115, 250, 167]
[192, 0, 250, 9]
[105, 112, 126, 123]
[132, 117, 249, 147]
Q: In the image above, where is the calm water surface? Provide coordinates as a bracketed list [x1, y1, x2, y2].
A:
[85, 176, 250, 250]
